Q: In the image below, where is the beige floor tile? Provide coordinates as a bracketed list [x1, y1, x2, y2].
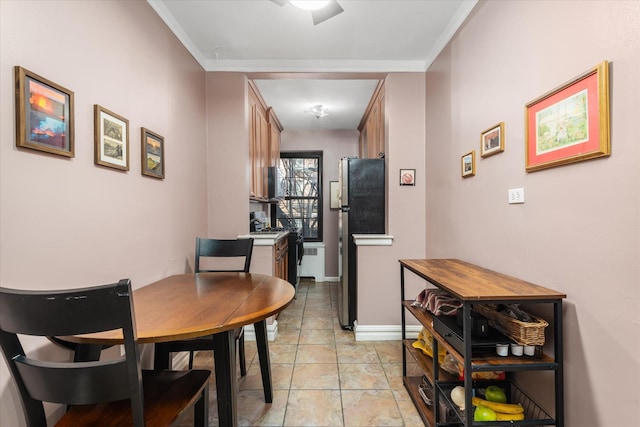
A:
[334, 329, 356, 344]
[301, 316, 334, 330]
[341, 389, 404, 426]
[237, 389, 289, 427]
[299, 328, 336, 345]
[291, 363, 340, 390]
[374, 342, 403, 364]
[277, 316, 303, 330]
[338, 363, 390, 390]
[284, 390, 344, 426]
[239, 362, 294, 391]
[274, 328, 301, 345]
[295, 344, 337, 363]
[304, 305, 333, 318]
[268, 344, 298, 363]
[392, 387, 428, 426]
[381, 363, 405, 391]
[336, 343, 380, 364]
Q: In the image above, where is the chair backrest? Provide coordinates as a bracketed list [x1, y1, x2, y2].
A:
[0, 279, 145, 427]
[195, 237, 254, 273]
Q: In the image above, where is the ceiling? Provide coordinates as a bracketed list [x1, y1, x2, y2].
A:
[148, 0, 477, 130]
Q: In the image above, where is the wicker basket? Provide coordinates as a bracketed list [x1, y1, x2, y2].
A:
[472, 304, 548, 346]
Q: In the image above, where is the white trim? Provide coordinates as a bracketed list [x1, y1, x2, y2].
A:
[354, 324, 421, 341]
[352, 234, 394, 246]
[243, 321, 279, 342]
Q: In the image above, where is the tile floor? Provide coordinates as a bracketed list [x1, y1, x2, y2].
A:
[182, 278, 425, 427]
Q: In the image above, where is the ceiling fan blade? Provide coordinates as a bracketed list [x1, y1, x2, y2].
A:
[269, 0, 288, 6]
[311, 0, 344, 25]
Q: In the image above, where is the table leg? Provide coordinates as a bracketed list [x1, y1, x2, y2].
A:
[254, 320, 273, 403]
[153, 343, 171, 370]
[74, 343, 103, 362]
[213, 330, 237, 427]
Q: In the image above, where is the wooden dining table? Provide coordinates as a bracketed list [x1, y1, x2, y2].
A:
[69, 272, 295, 427]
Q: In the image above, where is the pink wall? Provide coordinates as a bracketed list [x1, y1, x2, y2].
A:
[425, 1, 640, 424]
[0, 1, 207, 425]
[357, 73, 428, 326]
[205, 72, 252, 238]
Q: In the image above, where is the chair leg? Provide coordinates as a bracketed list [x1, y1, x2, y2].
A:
[194, 381, 209, 427]
[238, 333, 247, 377]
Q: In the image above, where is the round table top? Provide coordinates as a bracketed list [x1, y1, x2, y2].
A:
[73, 272, 295, 345]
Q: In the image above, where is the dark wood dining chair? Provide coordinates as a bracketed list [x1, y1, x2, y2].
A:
[0, 279, 210, 427]
[155, 238, 254, 375]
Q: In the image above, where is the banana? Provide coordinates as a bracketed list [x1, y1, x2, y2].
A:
[496, 412, 525, 421]
[472, 396, 524, 414]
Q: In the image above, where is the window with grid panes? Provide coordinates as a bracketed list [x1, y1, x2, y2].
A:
[273, 151, 322, 242]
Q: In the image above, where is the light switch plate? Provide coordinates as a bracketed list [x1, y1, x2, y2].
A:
[508, 188, 525, 204]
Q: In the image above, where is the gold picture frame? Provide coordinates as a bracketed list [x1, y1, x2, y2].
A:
[480, 122, 505, 158]
[94, 105, 129, 171]
[525, 61, 610, 172]
[461, 151, 476, 178]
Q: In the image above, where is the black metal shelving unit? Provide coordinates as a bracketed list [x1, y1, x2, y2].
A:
[400, 259, 566, 427]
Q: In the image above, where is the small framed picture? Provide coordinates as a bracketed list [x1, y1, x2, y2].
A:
[480, 122, 505, 157]
[15, 66, 74, 157]
[400, 169, 415, 186]
[94, 105, 129, 171]
[329, 181, 340, 209]
[141, 128, 164, 179]
[461, 151, 476, 178]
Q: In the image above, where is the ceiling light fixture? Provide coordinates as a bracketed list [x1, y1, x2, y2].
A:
[289, 1, 330, 11]
[305, 104, 330, 119]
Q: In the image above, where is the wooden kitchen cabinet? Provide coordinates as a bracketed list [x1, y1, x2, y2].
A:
[359, 80, 385, 159]
[274, 236, 288, 283]
[267, 107, 282, 167]
[249, 82, 282, 201]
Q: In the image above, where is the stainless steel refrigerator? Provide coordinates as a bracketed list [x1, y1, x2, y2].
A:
[337, 157, 385, 329]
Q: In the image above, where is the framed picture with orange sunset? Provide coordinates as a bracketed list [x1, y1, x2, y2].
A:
[15, 66, 74, 158]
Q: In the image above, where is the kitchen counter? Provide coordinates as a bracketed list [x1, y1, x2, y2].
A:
[238, 232, 289, 246]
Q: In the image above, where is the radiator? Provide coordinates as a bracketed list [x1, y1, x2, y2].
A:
[299, 242, 325, 281]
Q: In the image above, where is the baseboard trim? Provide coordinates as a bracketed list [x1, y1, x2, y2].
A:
[354, 324, 422, 341]
[243, 320, 278, 342]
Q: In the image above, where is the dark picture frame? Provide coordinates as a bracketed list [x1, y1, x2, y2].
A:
[461, 151, 476, 178]
[525, 61, 610, 172]
[480, 122, 505, 158]
[141, 128, 164, 179]
[15, 66, 74, 157]
[399, 169, 415, 186]
[94, 105, 129, 171]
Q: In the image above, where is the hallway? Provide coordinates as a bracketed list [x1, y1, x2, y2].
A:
[183, 278, 424, 426]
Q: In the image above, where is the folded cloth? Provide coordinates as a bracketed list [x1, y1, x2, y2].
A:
[412, 288, 462, 316]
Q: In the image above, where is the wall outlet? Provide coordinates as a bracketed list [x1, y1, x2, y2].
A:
[508, 188, 525, 204]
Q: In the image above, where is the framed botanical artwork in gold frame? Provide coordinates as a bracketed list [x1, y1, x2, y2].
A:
[94, 105, 129, 171]
[14, 66, 74, 157]
[480, 122, 505, 158]
[141, 128, 164, 179]
[461, 151, 476, 178]
[525, 61, 610, 172]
